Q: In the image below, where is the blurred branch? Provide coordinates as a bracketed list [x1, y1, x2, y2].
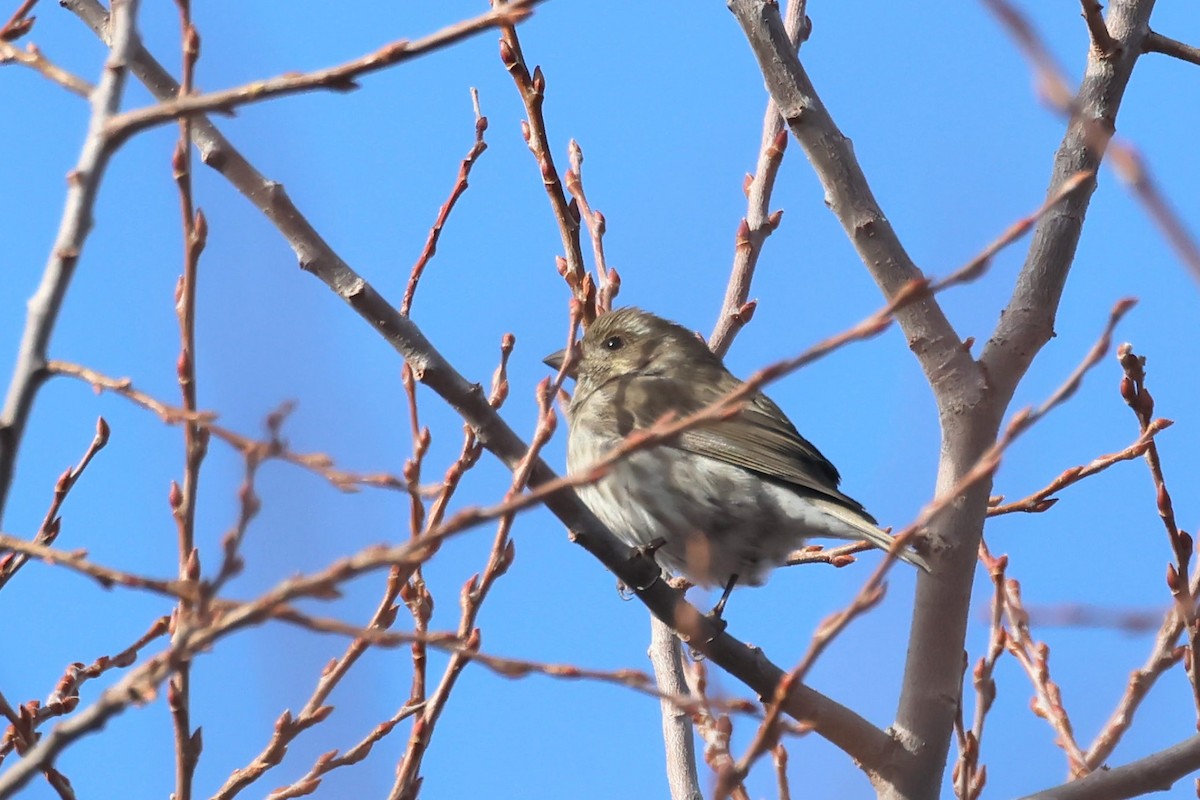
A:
[0, 39, 93, 95]
[0, 0, 36, 40]
[0, 0, 140, 524]
[980, 0, 1200, 324]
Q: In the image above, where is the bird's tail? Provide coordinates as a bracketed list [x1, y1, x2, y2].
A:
[815, 499, 931, 572]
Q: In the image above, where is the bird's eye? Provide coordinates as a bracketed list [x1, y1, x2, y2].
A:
[603, 335, 624, 351]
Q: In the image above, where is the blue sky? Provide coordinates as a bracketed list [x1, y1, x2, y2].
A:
[3, 1, 1200, 798]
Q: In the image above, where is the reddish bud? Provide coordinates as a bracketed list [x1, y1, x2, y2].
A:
[498, 39, 517, 68]
[1119, 376, 1136, 403]
[737, 300, 757, 324]
[1179, 531, 1194, 561]
[531, 65, 545, 94]
[95, 416, 111, 447]
[767, 209, 784, 230]
[607, 266, 621, 292]
[771, 128, 788, 154]
[186, 547, 201, 581]
[169, 481, 184, 510]
[193, 209, 208, 246]
[734, 218, 751, 251]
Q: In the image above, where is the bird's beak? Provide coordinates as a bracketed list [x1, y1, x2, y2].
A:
[543, 345, 579, 378]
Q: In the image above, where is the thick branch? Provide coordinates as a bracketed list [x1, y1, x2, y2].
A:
[1019, 734, 1200, 800]
[0, 0, 139, 524]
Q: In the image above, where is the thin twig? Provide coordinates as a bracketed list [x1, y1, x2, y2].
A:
[490, 0, 591, 320]
[63, 0, 912, 767]
[0, 417, 108, 589]
[48, 360, 407, 493]
[709, 0, 806, 357]
[0, 39, 93, 95]
[101, 3, 541, 147]
[565, 140, 619, 313]
[987, 418, 1171, 515]
[400, 89, 489, 316]
[1116, 345, 1200, 724]
[167, 3, 203, 793]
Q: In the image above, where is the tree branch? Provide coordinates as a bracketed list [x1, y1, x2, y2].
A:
[980, 0, 1157, 402]
[0, 0, 140, 524]
[1144, 29, 1200, 66]
[726, 0, 975, 408]
[1019, 734, 1200, 800]
[99, 2, 540, 147]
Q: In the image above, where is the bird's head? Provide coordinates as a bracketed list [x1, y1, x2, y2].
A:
[543, 307, 719, 392]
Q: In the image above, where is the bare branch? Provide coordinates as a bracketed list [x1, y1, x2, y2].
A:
[0, 39, 93, 95]
[0, 0, 140, 523]
[727, 0, 972, 406]
[0, 416, 107, 589]
[709, 0, 807, 357]
[401, 89, 489, 316]
[49, 361, 407, 493]
[99, 3, 540, 147]
[649, 617, 702, 800]
[490, 0, 591, 319]
[1144, 29, 1200, 66]
[1019, 733, 1200, 800]
[1080, 1, 1120, 57]
[59, 2, 943, 769]
[987, 418, 1171, 516]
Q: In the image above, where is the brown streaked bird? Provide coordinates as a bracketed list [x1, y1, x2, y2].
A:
[544, 306, 928, 616]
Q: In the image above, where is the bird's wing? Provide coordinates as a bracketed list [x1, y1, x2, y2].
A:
[614, 375, 872, 518]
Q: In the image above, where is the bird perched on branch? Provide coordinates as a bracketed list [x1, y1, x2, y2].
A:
[544, 306, 928, 616]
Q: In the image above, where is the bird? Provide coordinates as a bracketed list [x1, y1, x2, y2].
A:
[544, 306, 928, 616]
